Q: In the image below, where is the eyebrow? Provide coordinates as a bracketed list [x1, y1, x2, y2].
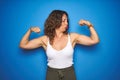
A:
[62, 18, 67, 21]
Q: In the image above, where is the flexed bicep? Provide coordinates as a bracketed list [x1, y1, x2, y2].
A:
[71, 19, 99, 46]
[20, 37, 43, 49]
[76, 19, 99, 46]
[19, 27, 47, 50]
[75, 34, 97, 46]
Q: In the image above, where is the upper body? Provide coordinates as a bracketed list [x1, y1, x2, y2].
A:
[19, 10, 99, 68]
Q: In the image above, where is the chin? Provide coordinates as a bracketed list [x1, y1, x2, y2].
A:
[63, 29, 68, 33]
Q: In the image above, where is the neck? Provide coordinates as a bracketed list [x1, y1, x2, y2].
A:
[55, 29, 64, 38]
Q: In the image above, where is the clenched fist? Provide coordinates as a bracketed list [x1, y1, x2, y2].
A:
[30, 27, 41, 33]
[79, 19, 93, 28]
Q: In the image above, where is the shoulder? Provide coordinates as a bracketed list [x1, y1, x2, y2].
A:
[70, 32, 81, 38]
[38, 35, 48, 42]
[69, 32, 83, 42]
[40, 35, 48, 39]
[68, 33, 80, 43]
[37, 35, 48, 49]
[70, 33, 77, 36]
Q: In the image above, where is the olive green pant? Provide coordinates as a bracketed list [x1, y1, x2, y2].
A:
[46, 66, 76, 80]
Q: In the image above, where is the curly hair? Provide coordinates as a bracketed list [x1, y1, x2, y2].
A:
[44, 10, 69, 44]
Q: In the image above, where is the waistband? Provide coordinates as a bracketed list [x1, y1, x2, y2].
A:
[47, 65, 74, 72]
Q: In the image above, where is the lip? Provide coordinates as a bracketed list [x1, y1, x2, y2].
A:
[65, 26, 68, 29]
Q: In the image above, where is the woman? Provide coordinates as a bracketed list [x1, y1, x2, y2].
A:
[19, 10, 99, 80]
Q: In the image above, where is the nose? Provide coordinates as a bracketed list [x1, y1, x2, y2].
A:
[65, 21, 68, 25]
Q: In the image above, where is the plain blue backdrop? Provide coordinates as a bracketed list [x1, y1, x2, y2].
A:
[0, 0, 120, 80]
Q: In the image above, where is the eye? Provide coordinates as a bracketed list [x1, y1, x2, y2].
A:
[62, 20, 65, 22]
[62, 19, 67, 22]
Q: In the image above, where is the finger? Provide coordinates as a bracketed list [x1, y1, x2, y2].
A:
[36, 31, 40, 33]
[36, 28, 41, 33]
[37, 28, 40, 32]
[79, 20, 85, 26]
[34, 30, 40, 33]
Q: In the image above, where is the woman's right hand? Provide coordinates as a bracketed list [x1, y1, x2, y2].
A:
[30, 27, 41, 33]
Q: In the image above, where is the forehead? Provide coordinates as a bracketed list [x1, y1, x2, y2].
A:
[62, 14, 67, 19]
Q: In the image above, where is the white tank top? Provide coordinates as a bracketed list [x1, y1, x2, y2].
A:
[46, 34, 74, 69]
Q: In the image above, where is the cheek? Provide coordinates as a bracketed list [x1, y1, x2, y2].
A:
[62, 23, 66, 26]
[60, 23, 67, 29]
[61, 23, 64, 25]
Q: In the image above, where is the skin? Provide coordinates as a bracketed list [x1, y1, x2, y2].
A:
[19, 14, 99, 51]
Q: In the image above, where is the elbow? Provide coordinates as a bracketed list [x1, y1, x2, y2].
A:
[19, 44, 28, 49]
[96, 38, 100, 44]
[89, 39, 100, 46]
[93, 39, 100, 45]
[19, 43, 32, 50]
[19, 44, 25, 49]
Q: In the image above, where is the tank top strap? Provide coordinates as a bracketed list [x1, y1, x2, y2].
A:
[68, 34, 71, 44]
[47, 36, 50, 47]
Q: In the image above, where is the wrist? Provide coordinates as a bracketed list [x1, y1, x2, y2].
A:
[88, 24, 93, 28]
[29, 27, 32, 32]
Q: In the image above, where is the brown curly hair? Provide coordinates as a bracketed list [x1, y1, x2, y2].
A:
[44, 10, 69, 44]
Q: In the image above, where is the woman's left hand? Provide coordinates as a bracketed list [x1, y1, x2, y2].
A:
[79, 19, 92, 27]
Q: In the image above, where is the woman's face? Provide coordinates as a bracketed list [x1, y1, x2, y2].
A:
[58, 14, 68, 32]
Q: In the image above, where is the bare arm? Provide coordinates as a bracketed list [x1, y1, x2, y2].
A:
[72, 19, 99, 46]
[19, 27, 46, 49]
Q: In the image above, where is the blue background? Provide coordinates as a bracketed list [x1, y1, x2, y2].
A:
[0, 0, 120, 80]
